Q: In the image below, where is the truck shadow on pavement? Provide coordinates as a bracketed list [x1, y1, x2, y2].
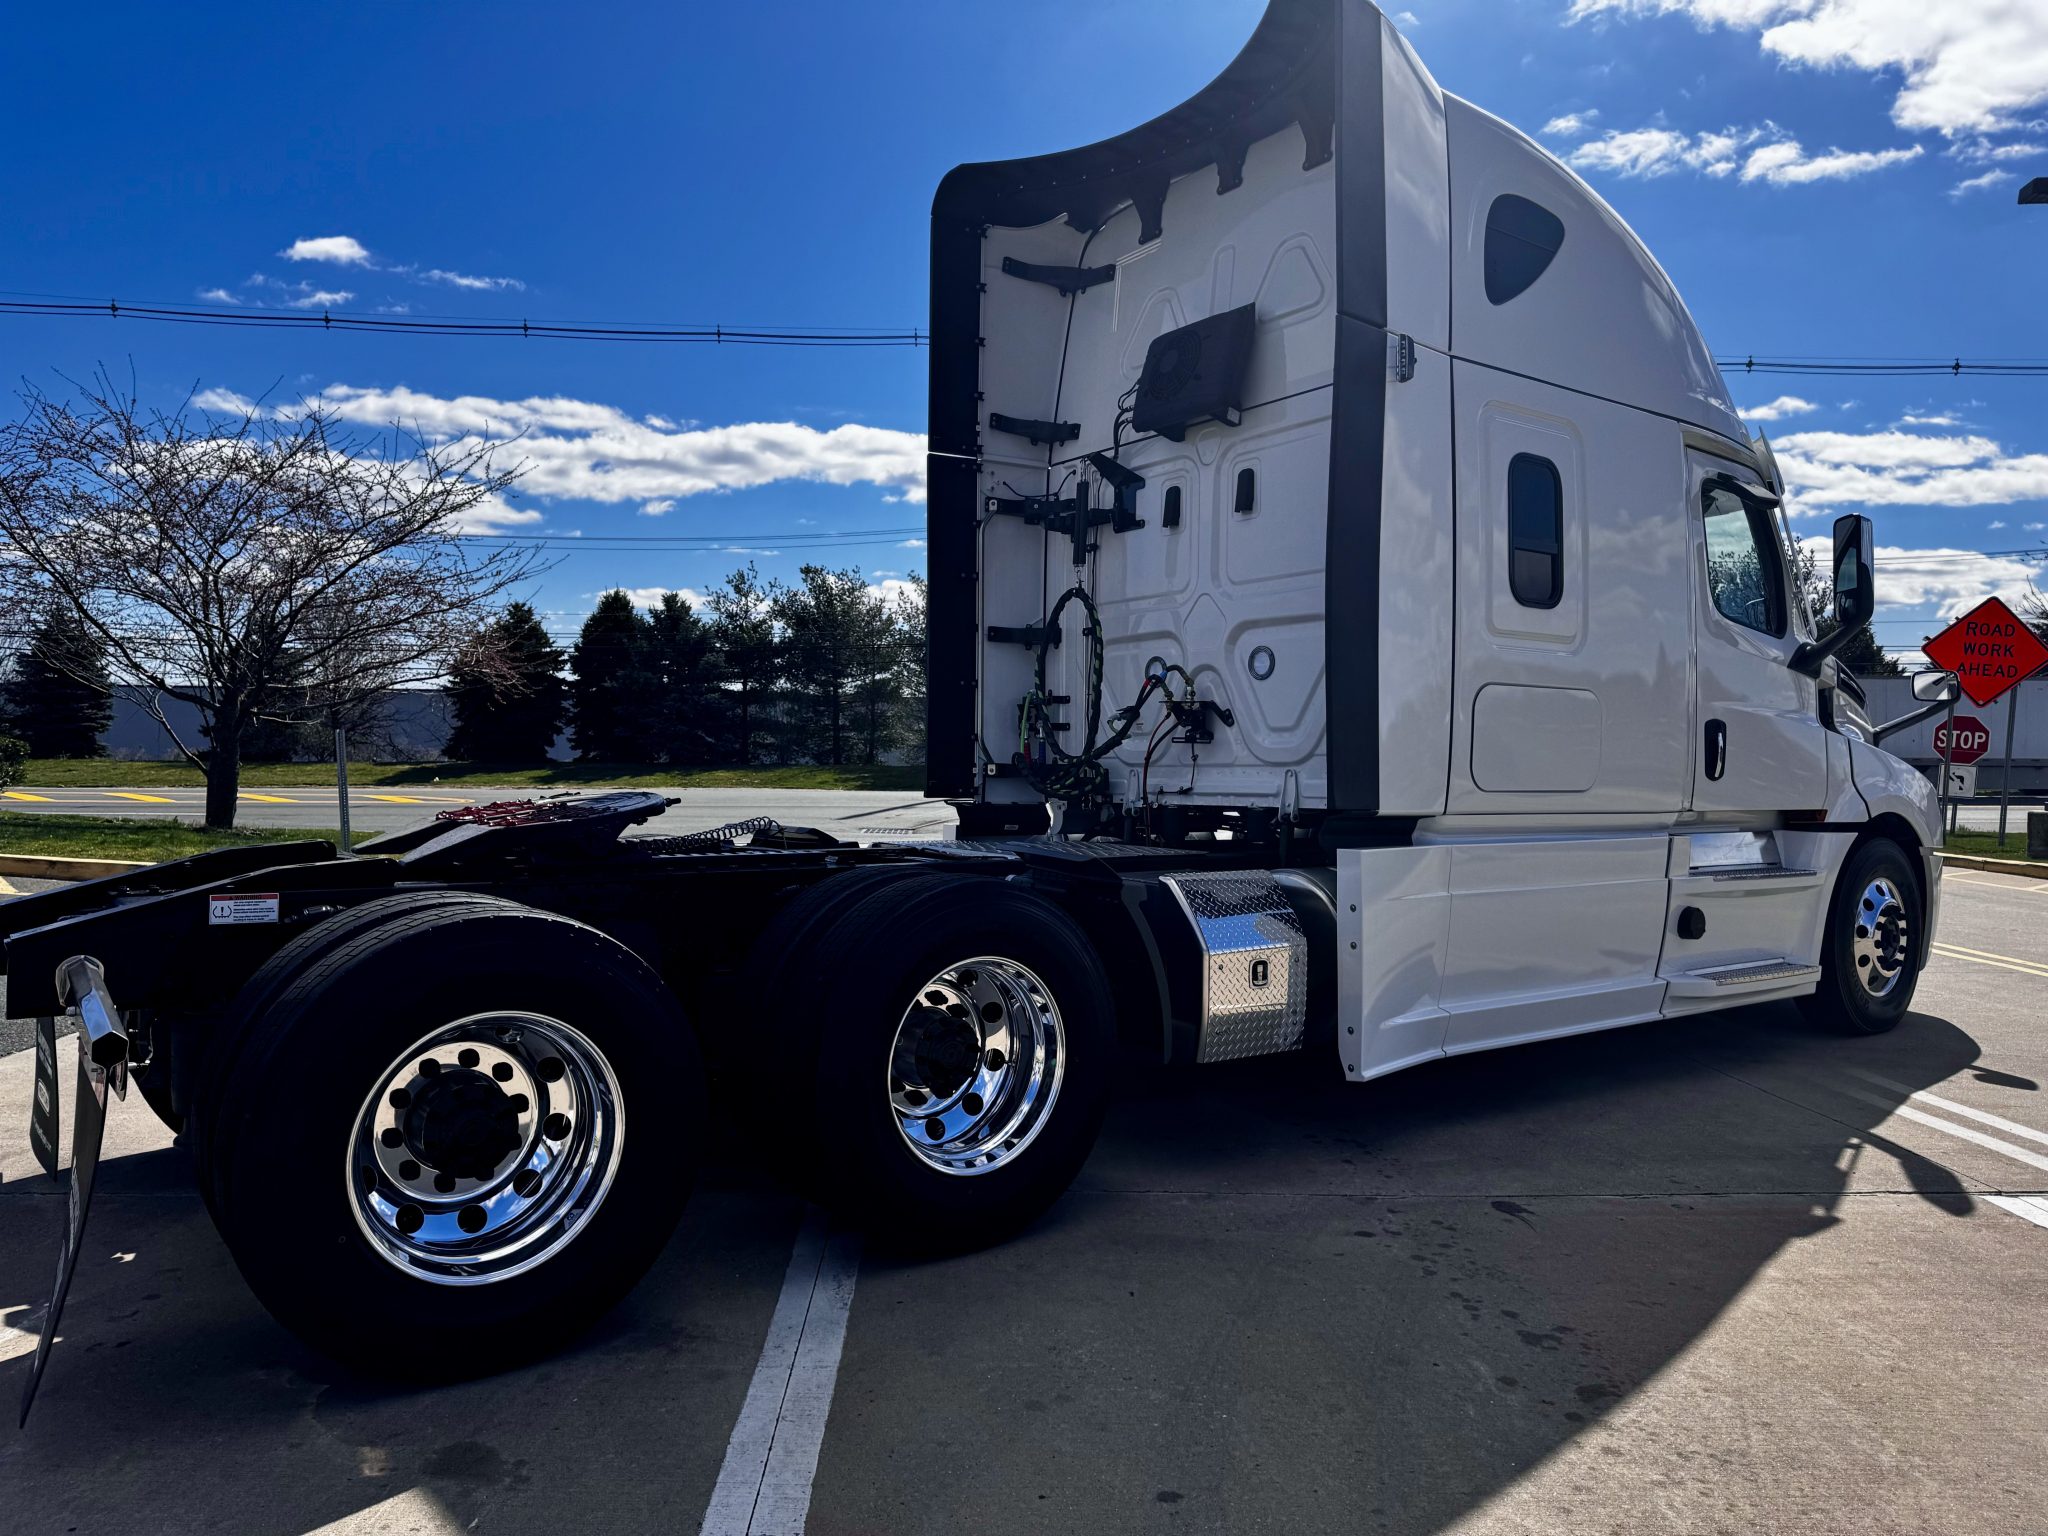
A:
[0, 1002, 1990, 1535]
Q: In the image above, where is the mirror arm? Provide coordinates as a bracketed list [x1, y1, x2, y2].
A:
[1873, 696, 1956, 745]
[1789, 626, 1855, 679]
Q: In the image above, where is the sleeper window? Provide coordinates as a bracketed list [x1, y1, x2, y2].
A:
[1507, 453, 1563, 609]
[1702, 485, 1788, 637]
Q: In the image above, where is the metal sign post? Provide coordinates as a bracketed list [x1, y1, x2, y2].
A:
[1939, 699, 1958, 840]
[335, 728, 353, 856]
[1998, 685, 2021, 849]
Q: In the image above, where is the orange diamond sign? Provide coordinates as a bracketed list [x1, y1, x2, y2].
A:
[1922, 597, 2048, 707]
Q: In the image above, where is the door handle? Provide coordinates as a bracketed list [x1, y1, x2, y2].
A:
[1705, 719, 1728, 782]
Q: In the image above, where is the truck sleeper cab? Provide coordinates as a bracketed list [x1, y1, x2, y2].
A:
[925, 0, 1940, 1078]
[2, 0, 1942, 1412]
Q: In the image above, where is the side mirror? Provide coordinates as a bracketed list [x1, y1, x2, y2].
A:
[1832, 514, 1875, 630]
[1790, 513, 1878, 678]
[1913, 671, 1961, 705]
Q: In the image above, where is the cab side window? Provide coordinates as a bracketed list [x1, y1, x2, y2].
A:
[1702, 485, 1787, 638]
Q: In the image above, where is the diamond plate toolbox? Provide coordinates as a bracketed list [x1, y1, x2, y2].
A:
[1161, 871, 1308, 1063]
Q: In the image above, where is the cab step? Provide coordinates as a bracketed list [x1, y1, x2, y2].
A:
[1664, 958, 1821, 998]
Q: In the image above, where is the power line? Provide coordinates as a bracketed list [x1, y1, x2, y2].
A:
[1720, 357, 2048, 377]
[0, 297, 925, 348]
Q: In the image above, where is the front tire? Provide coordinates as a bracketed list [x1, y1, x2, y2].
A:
[207, 902, 703, 1375]
[1801, 838, 1924, 1036]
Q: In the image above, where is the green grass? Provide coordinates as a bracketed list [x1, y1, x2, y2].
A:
[0, 812, 341, 864]
[17, 758, 926, 792]
[1943, 827, 2040, 860]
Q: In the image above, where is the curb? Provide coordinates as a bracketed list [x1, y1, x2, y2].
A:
[0, 852, 151, 882]
[1941, 853, 2048, 882]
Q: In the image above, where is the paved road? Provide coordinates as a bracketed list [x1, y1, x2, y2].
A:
[0, 785, 960, 840]
[2, 867, 2046, 1533]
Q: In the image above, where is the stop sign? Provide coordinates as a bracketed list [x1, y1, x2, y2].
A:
[1933, 715, 1991, 766]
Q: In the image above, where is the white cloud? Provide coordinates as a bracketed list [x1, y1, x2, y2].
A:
[601, 586, 709, 611]
[1951, 136, 2046, 164]
[1567, 125, 1763, 178]
[195, 287, 241, 305]
[640, 499, 676, 517]
[1393, 10, 1419, 27]
[1740, 138, 1922, 184]
[1900, 412, 1963, 427]
[1801, 536, 2040, 620]
[869, 578, 921, 605]
[294, 384, 928, 507]
[1949, 169, 2016, 197]
[420, 268, 526, 293]
[1570, 122, 1922, 183]
[1743, 395, 1819, 422]
[1568, 1, 2048, 136]
[285, 288, 354, 309]
[1772, 427, 2048, 512]
[2030, 522, 2048, 532]
[191, 387, 258, 415]
[898, 538, 927, 549]
[1988, 520, 2008, 529]
[280, 235, 372, 266]
[1543, 111, 1601, 137]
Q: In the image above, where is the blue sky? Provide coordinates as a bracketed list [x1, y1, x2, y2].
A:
[3, 0, 2044, 664]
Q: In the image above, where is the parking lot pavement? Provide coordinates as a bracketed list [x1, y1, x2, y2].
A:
[0, 785, 961, 840]
[2, 868, 2045, 1534]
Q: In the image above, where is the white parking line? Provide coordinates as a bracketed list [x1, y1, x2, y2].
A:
[1828, 1080, 2048, 1176]
[1987, 1196, 2048, 1232]
[700, 1210, 861, 1536]
[1844, 1068, 2048, 1150]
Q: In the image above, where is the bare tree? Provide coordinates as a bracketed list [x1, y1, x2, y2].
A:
[0, 373, 540, 827]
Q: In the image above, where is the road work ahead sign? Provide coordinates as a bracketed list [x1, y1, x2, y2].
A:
[1922, 597, 2048, 708]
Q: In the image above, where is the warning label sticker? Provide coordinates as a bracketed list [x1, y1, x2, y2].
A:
[208, 893, 281, 926]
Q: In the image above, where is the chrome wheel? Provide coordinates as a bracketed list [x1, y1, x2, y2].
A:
[888, 956, 1065, 1176]
[346, 1013, 624, 1286]
[1851, 876, 1911, 1000]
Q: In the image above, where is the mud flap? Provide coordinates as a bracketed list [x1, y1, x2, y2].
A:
[19, 959, 128, 1427]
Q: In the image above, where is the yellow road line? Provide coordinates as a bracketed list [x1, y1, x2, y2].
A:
[0, 876, 16, 895]
[364, 794, 428, 804]
[1945, 875, 2048, 894]
[240, 793, 299, 804]
[104, 792, 177, 803]
[0, 790, 52, 802]
[1930, 941, 2048, 980]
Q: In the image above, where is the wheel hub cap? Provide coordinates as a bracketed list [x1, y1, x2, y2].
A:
[347, 1014, 624, 1286]
[1851, 877, 1911, 999]
[887, 957, 1065, 1177]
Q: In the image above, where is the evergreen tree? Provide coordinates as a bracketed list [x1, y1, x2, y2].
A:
[890, 575, 928, 764]
[569, 591, 653, 761]
[645, 592, 717, 764]
[706, 565, 781, 765]
[447, 602, 569, 762]
[1, 607, 113, 757]
[775, 566, 897, 765]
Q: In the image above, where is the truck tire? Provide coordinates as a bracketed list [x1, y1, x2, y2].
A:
[1800, 838, 1924, 1036]
[783, 874, 1115, 1251]
[190, 891, 523, 1215]
[205, 901, 703, 1375]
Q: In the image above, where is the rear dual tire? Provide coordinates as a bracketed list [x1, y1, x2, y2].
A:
[200, 900, 703, 1375]
[749, 873, 1115, 1251]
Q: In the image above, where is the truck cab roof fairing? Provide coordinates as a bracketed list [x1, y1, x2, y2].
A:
[926, 0, 1390, 807]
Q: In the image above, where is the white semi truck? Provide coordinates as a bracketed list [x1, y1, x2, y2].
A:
[5, 0, 1957, 1416]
